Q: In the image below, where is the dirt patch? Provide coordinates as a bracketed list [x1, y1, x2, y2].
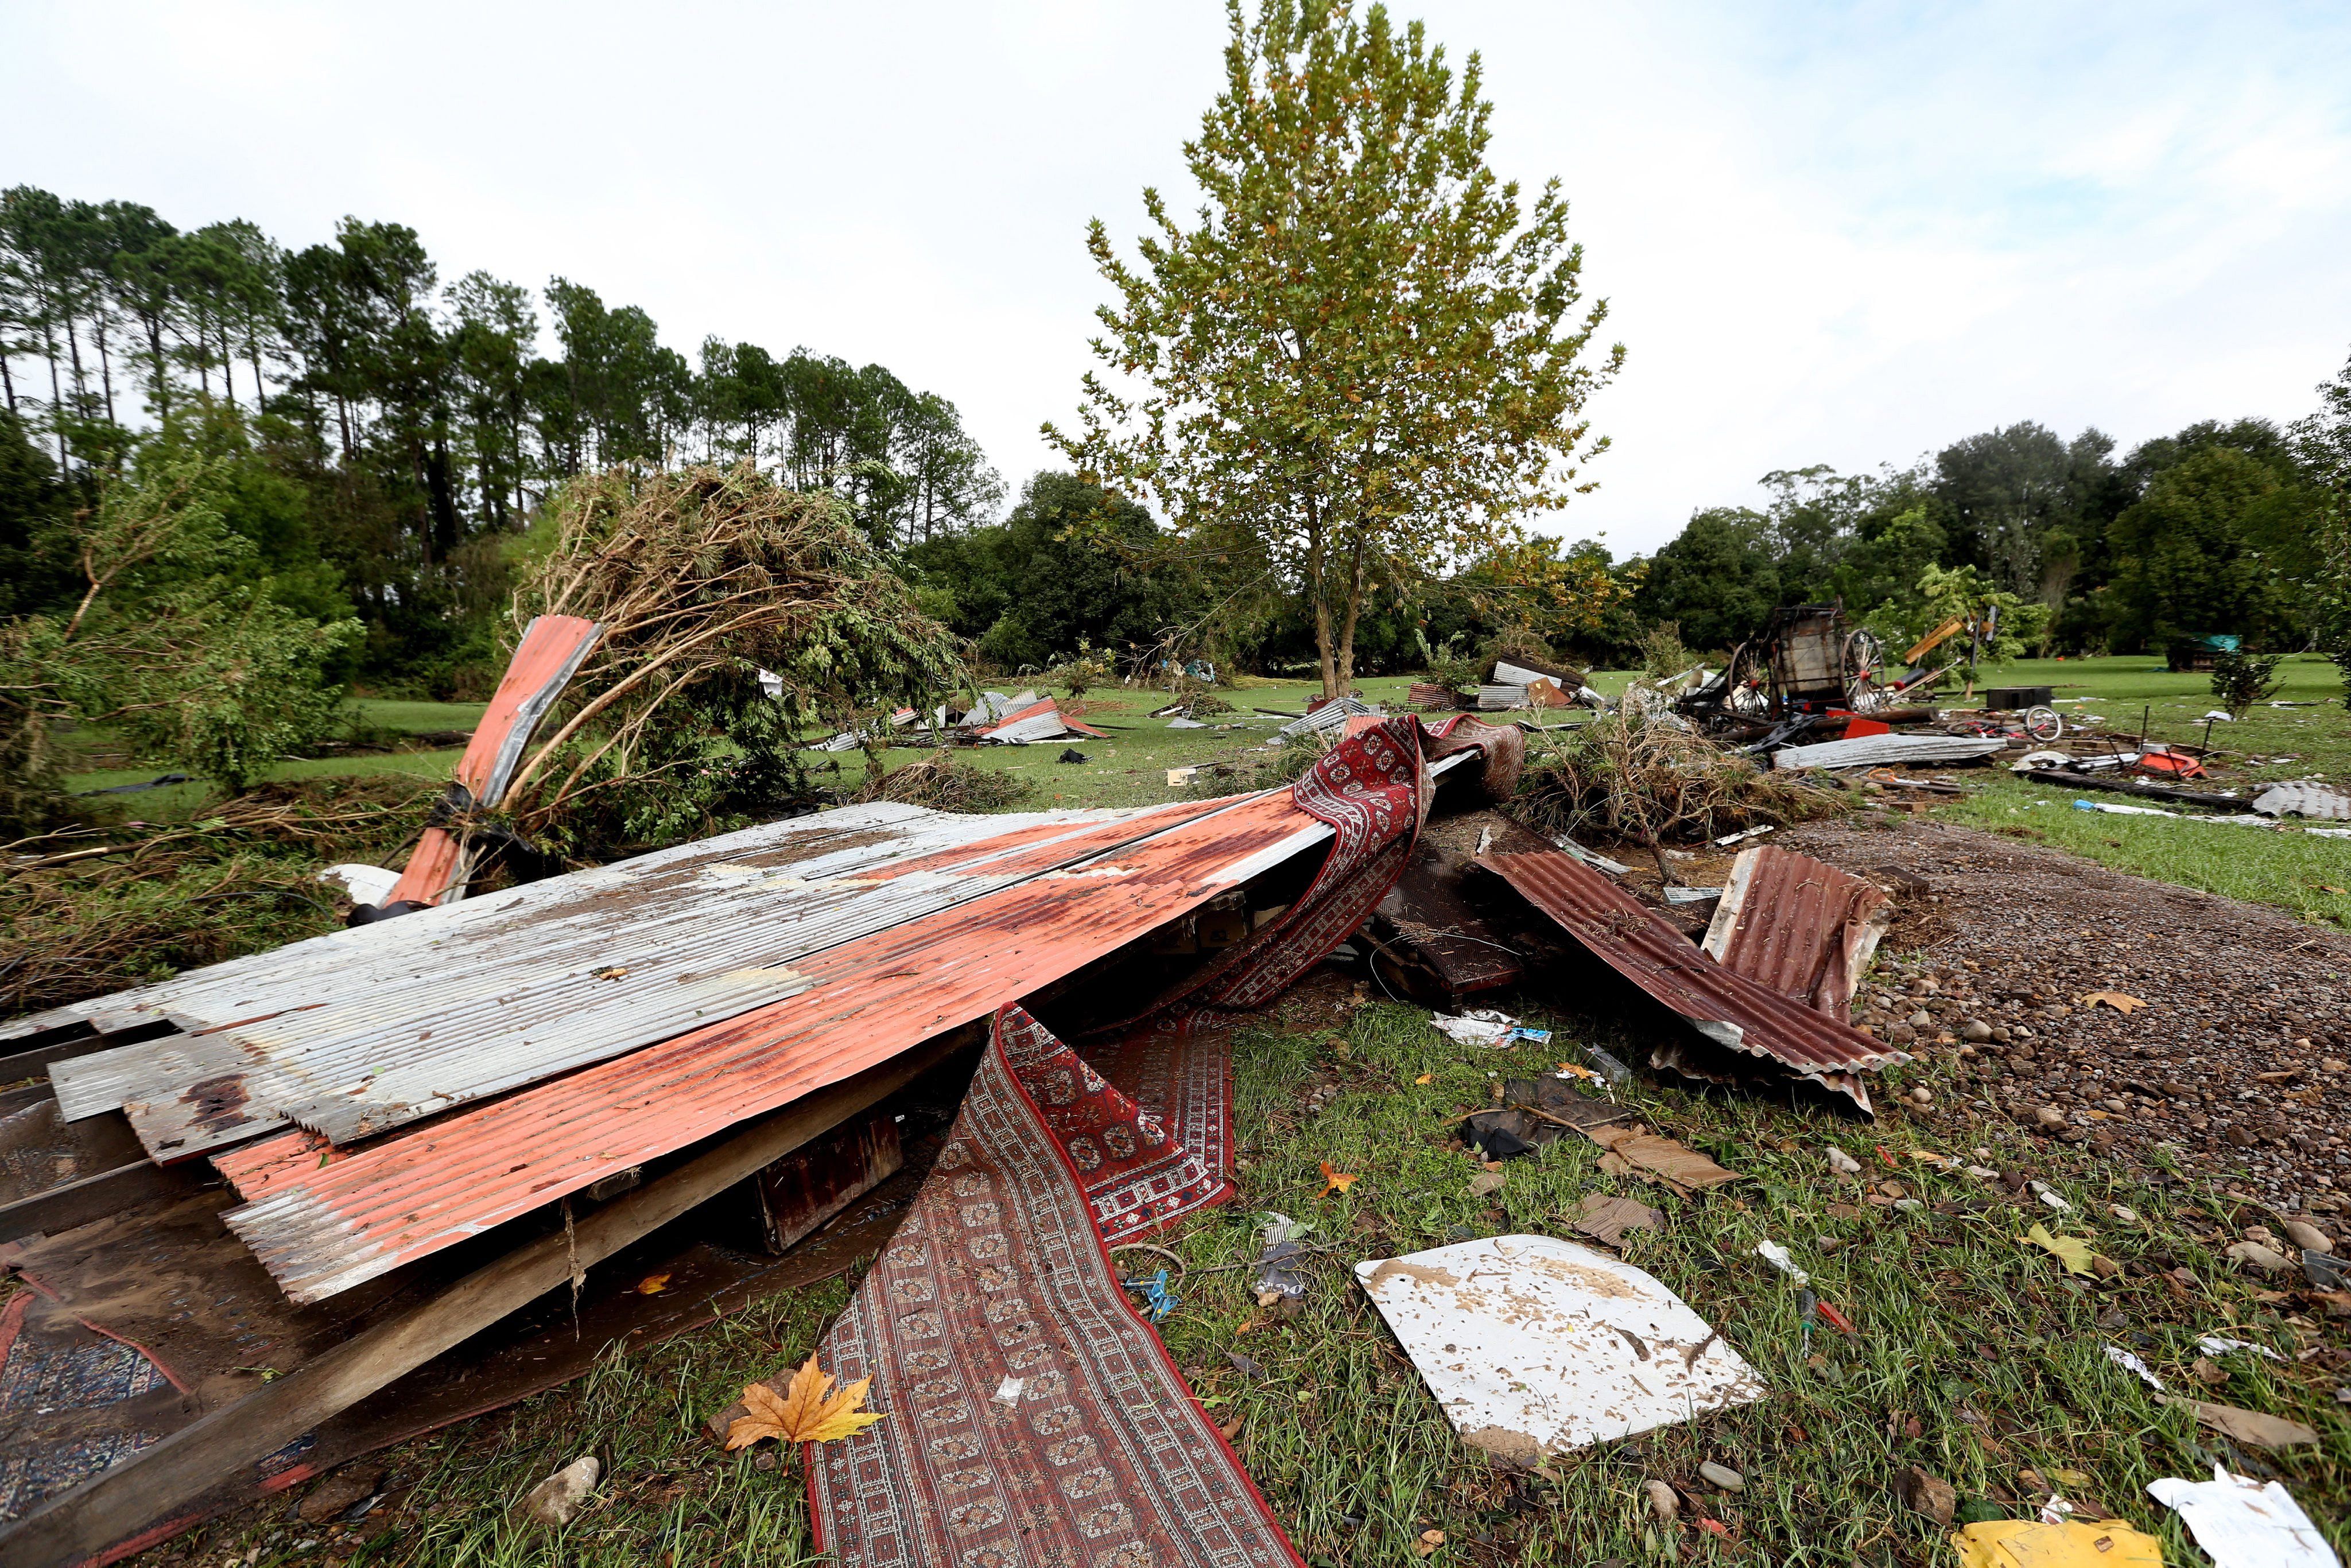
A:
[1783, 815, 2351, 1223]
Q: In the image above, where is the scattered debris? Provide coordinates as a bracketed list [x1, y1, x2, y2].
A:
[513, 1456, 601, 1528]
[1570, 1193, 1663, 1247]
[1703, 846, 1891, 1018]
[1954, 1516, 2163, 1567]
[1585, 1123, 1742, 1196]
[1755, 1239, 1809, 1286]
[1429, 1008, 1552, 1049]
[2147, 1465, 2341, 1568]
[2103, 1344, 2164, 1391]
[1897, 1466, 1957, 1526]
[1355, 1235, 1766, 1462]
[1773, 734, 2007, 771]
[2163, 1395, 2321, 1449]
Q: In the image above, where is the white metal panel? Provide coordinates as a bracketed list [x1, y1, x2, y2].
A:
[1356, 1234, 1766, 1460]
[1772, 735, 2007, 770]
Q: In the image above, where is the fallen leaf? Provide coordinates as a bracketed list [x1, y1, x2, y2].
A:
[1415, 1529, 1446, 1557]
[1216, 1409, 1245, 1442]
[1317, 1161, 1359, 1197]
[2323, 886, 2347, 895]
[593, 965, 629, 981]
[1554, 1062, 1597, 1080]
[2022, 1222, 2097, 1279]
[1694, 1518, 1729, 1537]
[2025, 1224, 2098, 1276]
[635, 1272, 671, 1295]
[1414, 1073, 1433, 1085]
[2161, 1394, 2320, 1448]
[724, 1356, 886, 1450]
[2077, 991, 2145, 1015]
[1467, 1170, 1506, 1197]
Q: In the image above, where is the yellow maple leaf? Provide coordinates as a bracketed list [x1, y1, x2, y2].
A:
[1317, 1161, 1360, 1198]
[2025, 1224, 2098, 1276]
[723, 1356, 886, 1450]
[2077, 991, 2146, 1015]
[635, 1272, 671, 1295]
[1413, 1073, 1434, 1086]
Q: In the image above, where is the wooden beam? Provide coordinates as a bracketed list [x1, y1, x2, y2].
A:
[0, 1027, 972, 1568]
[0, 1159, 205, 1244]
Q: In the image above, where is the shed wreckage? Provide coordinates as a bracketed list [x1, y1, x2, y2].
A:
[0, 649, 1912, 1564]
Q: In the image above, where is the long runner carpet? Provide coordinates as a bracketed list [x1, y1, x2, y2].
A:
[805, 716, 1520, 1567]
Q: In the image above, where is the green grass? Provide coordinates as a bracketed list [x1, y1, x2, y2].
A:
[167, 992, 2349, 1567]
[1919, 653, 2351, 924]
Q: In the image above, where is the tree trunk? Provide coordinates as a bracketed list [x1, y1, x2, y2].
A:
[143, 316, 170, 422]
[1305, 493, 1337, 700]
[42, 320, 65, 468]
[219, 321, 235, 407]
[2, 355, 15, 416]
[94, 316, 115, 425]
[1334, 535, 1368, 698]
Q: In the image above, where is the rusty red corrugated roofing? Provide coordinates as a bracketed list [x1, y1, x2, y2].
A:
[1484, 850, 1906, 1100]
[222, 789, 1326, 1303]
[1701, 845, 1891, 1018]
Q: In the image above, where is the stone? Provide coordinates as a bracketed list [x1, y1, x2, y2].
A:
[297, 1467, 385, 1525]
[514, 1456, 600, 1528]
[1910, 1087, 1934, 1107]
[1991, 1024, 2013, 1043]
[1908, 1010, 1934, 1030]
[1961, 1020, 1993, 1043]
[1698, 1461, 1744, 1493]
[2284, 1219, 2335, 1254]
[1896, 1465, 1956, 1526]
[2226, 1241, 2292, 1275]
[2034, 1105, 2067, 1131]
[1644, 1479, 1679, 1521]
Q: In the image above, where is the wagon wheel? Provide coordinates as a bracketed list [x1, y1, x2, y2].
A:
[1842, 630, 1888, 713]
[2022, 705, 2064, 742]
[1722, 641, 1774, 719]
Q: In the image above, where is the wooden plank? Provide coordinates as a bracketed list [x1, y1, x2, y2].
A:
[0, 1159, 206, 1244]
[0, 1026, 974, 1568]
[0, 1018, 179, 1085]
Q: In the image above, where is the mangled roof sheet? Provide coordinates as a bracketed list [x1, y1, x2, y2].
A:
[1483, 849, 1905, 1110]
[1701, 845, 1891, 1018]
[49, 799, 1223, 1162]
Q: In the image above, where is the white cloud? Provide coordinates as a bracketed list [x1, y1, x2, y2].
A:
[5, 1, 2346, 555]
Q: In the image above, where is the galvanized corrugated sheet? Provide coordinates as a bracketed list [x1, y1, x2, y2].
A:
[53, 799, 1224, 1162]
[1484, 850, 1906, 1099]
[1701, 845, 1890, 1018]
[221, 787, 1324, 1303]
[1772, 735, 2005, 770]
[1278, 697, 1375, 742]
[2253, 782, 2351, 820]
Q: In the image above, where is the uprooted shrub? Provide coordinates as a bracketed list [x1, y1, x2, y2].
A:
[1512, 713, 1844, 846]
[498, 464, 964, 855]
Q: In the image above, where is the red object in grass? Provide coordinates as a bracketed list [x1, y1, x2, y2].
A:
[1696, 1519, 1730, 1537]
[1815, 1300, 1857, 1334]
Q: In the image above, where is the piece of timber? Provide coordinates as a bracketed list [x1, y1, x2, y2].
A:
[0, 1026, 969, 1568]
[0, 1015, 182, 1084]
[0, 1158, 207, 1244]
[2016, 767, 2243, 811]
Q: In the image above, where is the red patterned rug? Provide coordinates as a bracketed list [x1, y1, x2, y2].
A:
[805, 719, 1517, 1566]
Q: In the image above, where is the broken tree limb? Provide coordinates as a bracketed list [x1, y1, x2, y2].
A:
[0, 1026, 971, 1568]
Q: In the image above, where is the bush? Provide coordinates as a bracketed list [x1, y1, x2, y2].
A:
[2210, 647, 2285, 719]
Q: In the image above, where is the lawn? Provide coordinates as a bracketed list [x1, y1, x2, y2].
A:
[166, 984, 2349, 1567]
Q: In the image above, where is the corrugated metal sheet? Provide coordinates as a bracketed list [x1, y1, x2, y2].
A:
[220, 787, 1326, 1303]
[1701, 845, 1891, 1018]
[1278, 697, 1375, 742]
[386, 615, 601, 906]
[980, 698, 1107, 743]
[1772, 734, 2006, 770]
[1484, 850, 1906, 1107]
[52, 799, 1225, 1161]
[2253, 782, 2351, 820]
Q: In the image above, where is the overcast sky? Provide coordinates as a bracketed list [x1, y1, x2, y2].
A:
[7, 1, 2349, 554]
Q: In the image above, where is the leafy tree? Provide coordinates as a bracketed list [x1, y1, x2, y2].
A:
[1049, 0, 1620, 699]
[1626, 507, 1782, 651]
[2105, 445, 2299, 650]
[1931, 421, 2121, 606]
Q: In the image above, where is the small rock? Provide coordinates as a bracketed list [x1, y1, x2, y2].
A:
[1991, 1024, 2013, 1043]
[297, 1467, 384, 1525]
[2245, 1225, 2283, 1249]
[1896, 1465, 1956, 1526]
[1961, 1020, 1993, 1043]
[1644, 1478, 1679, 1520]
[1888, 1024, 1918, 1045]
[1826, 1146, 1863, 1174]
[1910, 1087, 1933, 1107]
[514, 1456, 600, 1528]
[2034, 1105, 2067, 1131]
[2111, 1205, 2139, 1224]
[1698, 1460, 1744, 1493]
[1907, 1010, 1934, 1030]
[2226, 1241, 2292, 1275]
[2283, 1219, 2334, 1254]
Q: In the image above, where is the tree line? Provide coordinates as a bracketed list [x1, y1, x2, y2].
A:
[0, 187, 1003, 687]
[1623, 358, 2351, 661]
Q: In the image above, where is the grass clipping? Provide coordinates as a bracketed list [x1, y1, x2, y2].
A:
[1514, 713, 1841, 845]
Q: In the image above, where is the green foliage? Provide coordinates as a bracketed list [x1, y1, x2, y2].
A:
[910, 472, 1193, 673]
[1625, 507, 1781, 650]
[1049, 0, 1621, 697]
[2209, 646, 2285, 719]
[1635, 619, 1696, 679]
[2105, 445, 2298, 650]
[1868, 562, 2049, 671]
[1, 451, 362, 815]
